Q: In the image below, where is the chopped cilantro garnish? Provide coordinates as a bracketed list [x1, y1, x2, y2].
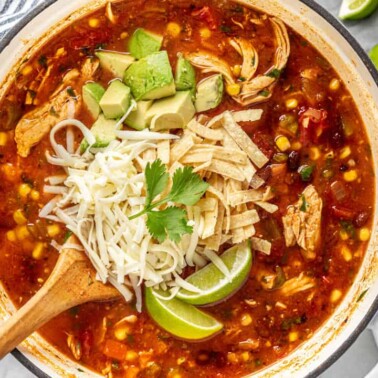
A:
[340, 220, 356, 239]
[38, 55, 48, 69]
[64, 230, 73, 242]
[67, 87, 77, 98]
[259, 89, 270, 97]
[298, 165, 314, 182]
[267, 68, 282, 78]
[300, 195, 308, 212]
[357, 289, 369, 302]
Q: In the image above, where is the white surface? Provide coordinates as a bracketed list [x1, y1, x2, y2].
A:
[0, 0, 378, 377]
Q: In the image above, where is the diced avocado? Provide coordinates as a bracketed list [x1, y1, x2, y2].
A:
[175, 55, 196, 92]
[146, 91, 195, 131]
[123, 51, 176, 101]
[125, 100, 153, 130]
[195, 74, 224, 113]
[95, 51, 135, 78]
[99, 80, 131, 119]
[82, 82, 106, 120]
[81, 114, 118, 152]
[129, 28, 163, 59]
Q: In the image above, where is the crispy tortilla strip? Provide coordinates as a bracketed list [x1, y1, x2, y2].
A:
[206, 113, 224, 129]
[168, 161, 184, 175]
[220, 234, 232, 245]
[228, 189, 264, 207]
[251, 237, 271, 255]
[255, 201, 278, 213]
[225, 209, 260, 230]
[232, 109, 263, 123]
[192, 160, 212, 174]
[250, 174, 265, 189]
[187, 119, 224, 141]
[204, 204, 225, 250]
[170, 133, 195, 162]
[197, 198, 218, 212]
[143, 148, 156, 163]
[222, 111, 268, 168]
[180, 152, 213, 164]
[206, 159, 245, 182]
[191, 144, 248, 165]
[202, 198, 219, 239]
[157, 140, 170, 164]
[207, 184, 231, 233]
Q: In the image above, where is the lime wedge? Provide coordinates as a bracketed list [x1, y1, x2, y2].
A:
[176, 241, 252, 305]
[369, 44, 378, 69]
[339, 0, 378, 20]
[145, 287, 223, 340]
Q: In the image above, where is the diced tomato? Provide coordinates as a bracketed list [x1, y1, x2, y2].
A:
[70, 29, 111, 50]
[298, 107, 328, 146]
[103, 339, 127, 361]
[191, 6, 218, 30]
[252, 131, 275, 159]
[80, 330, 93, 358]
[331, 205, 355, 220]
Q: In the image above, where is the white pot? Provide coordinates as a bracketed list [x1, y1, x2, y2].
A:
[0, 1, 377, 377]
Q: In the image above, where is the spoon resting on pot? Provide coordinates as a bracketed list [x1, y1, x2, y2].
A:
[0, 239, 120, 359]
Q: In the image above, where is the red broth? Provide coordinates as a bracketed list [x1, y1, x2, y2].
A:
[0, 1, 374, 377]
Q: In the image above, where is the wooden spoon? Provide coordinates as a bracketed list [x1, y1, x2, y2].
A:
[0, 245, 120, 359]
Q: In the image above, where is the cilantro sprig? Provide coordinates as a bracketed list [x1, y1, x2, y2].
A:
[129, 159, 209, 243]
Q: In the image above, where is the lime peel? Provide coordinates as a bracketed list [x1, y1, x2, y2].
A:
[339, 0, 378, 20]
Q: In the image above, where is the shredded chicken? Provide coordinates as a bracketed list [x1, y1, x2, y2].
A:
[15, 58, 99, 157]
[279, 272, 316, 296]
[187, 17, 290, 106]
[282, 185, 322, 260]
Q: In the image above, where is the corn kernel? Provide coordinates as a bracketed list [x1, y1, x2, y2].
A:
[329, 78, 341, 91]
[37, 277, 44, 284]
[199, 27, 212, 39]
[32, 242, 45, 260]
[291, 141, 302, 151]
[21, 65, 33, 76]
[226, 83, 241, 96]
[125, 350, 138, 362]
[114, 325, 130, 341]
[88, 18, 100, 28]
[340, 230, 349, 241]
[166, 22, 181, 37]
[275, 136, 291, 152]
[30, 190, 40, 201]
[55, 47, 66, 57]
[241, 351, 250, 362]
[340, 146, 351, 160]
[330, 289, 342, 303]
[177, 357, 186, 365]
[289, 332, 299, 342]
[13, 209, 27, 225]
[241, 313, 252, 326]
[309, 147, 321, 161]
[0, 132, 8, 146]
[340, 245, 352, 262]
[285, 98, 298, 110]
[343, 169, 358, 182]
[232, 64, 242, 77]
[15, 225, 30, 240]
[6, 230, 17, 242]
[47, 224, 61, 238]
[120, 32, 128, 39]
[227, 352, 238, 364]
[359, 228, 371, 242]
[19, 184, 31, 199]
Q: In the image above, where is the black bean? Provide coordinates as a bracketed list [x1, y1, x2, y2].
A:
[330, 130, 345, 149]
[339, 164, 348, 172]
[354, 211, 370, 228]
[287, 151, 300, 171]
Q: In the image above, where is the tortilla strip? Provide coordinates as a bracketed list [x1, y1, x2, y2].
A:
[202, 198, 219, 239]
[250, 174, 265, 189]
[255, 201, 279, 213]
[190, 144, 248, 164]
[157, 140, 170, 164]
[222, 111, 268, 168]
[197, 198, 218, 212]
[180, 152, 213, 164]
[204, 204, 225, 251]
[206, 113, 225, 129]
[187, 119, 224, 141]
[232, 109, 263, 123]
[251, 237, 271, 255]
[142, 148, 156, 163]
[192, 160, 212, 173]
[228, 189, 264, 207]
[170, 133, 194, 162]
[207, 184, 231, 234]
[206, 159, 245, 182]
[225, 209, 260, 230]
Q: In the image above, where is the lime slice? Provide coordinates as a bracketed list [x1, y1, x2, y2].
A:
[369, 44, 378, 69]
[339, 0, 378, 20]
[145, 287, 223, 340]
[176, 241, 252, 305]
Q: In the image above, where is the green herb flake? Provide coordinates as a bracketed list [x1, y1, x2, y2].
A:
[357, 289, 369, 302]
[220, 25, 232, 33]
[298, 165, 314, 182]
[340, 220, 356, 239]
[259, 89, 270, 97]
[254, 359, 262, 367]
[267, 68, 282, 79]
[64, 230, 73, 242]
[49, 106, 59, 117]
[300, 195, 308, 212]
[38, 55, 48, 69]
[77, 368, 84, 373]
[67, 87, 77, 98]
[238, 77, 247, 82]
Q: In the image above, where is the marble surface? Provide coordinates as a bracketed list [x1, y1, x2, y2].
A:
[0, 0, 378, 377]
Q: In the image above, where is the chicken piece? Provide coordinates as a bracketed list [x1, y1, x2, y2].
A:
[15, 58, 99, 157]
[282, 185, 322, 260]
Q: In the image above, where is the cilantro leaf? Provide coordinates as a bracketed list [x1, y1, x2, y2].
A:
[167, 166, 209, 205]
[300, 195, 308, 212]
[146, 207, 193, 243]
[145, 159, 169, 207]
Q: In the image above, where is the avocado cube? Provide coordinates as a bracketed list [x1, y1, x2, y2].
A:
[175, 56, 196, 92]
[81, 114, 118, 152]
[146, 91, 195, 131]
[99, 80, 131, 119]
[123, 51, 176, 101]
[129, 28, 163, 59]
[125, 100, 153, 130]
[82, 82, 106, 120]
[195, 74, 224, 113]
[95, 51, 135, 78]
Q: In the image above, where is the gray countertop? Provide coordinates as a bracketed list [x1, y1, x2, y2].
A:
[0, 0, 377, 377]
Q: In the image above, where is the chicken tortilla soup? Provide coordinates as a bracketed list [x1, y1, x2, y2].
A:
[0, 0, 374, 377]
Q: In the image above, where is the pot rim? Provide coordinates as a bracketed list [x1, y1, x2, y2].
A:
[1, 1, 377, 377]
